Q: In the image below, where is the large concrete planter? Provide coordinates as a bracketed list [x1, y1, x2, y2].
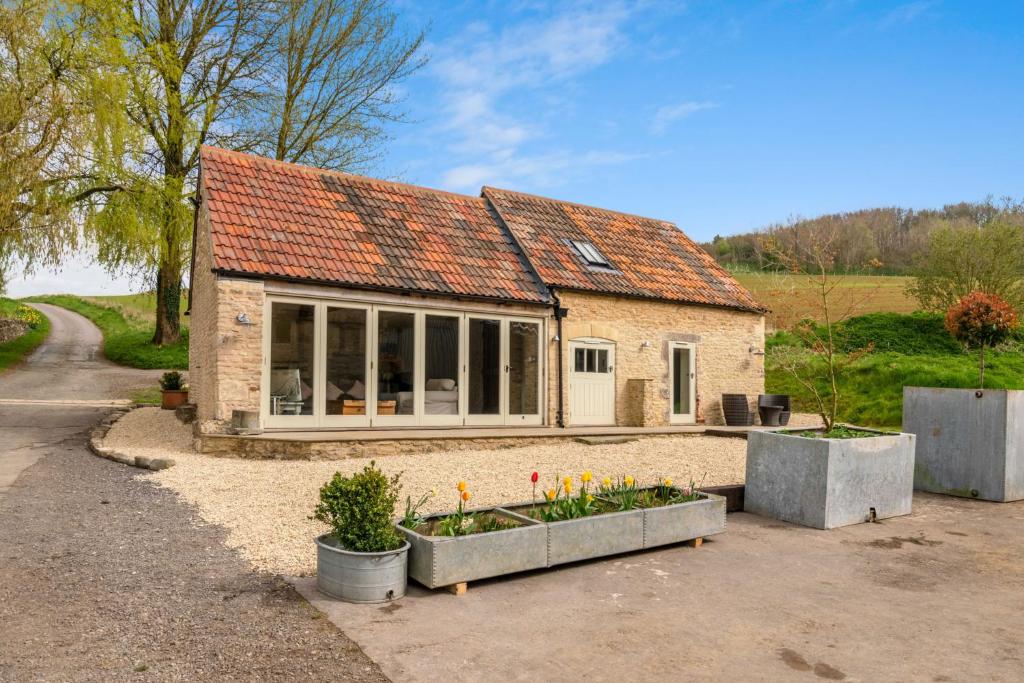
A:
[397, 509, 547, 589]
[315, 534, 409, 603]
[745, 429, 915, 529]
[639, 492, 726, 548]
[903, 387, 1024, 502]
[504, 504, 645, 566]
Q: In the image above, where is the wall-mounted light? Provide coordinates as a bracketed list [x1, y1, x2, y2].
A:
[552, 333, 561, 342]
[236, 312, 254, 326]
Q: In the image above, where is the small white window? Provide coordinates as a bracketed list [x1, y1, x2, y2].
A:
[570, 240, 611, 267]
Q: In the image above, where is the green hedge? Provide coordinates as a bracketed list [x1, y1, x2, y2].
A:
[0, 300, 51, 372]
[25, 295, 187, 370]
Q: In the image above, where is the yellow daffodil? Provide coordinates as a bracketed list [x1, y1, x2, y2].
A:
[586, 494, 594, 504]
[664, 478, 673, 487]
[624, 475, 635, 487]
[461, 490, 471, 502]
[602, 477, 612, 488]
[546, 489, 556, 501]
[562, 476, 572, 487]
[457, 481, 467, 492]
[581, 471, 592, 483]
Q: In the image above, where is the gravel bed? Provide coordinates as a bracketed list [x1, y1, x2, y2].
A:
[107, 408, 820, 577]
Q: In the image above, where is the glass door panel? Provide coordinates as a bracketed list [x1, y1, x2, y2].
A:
[377, 310, 417, 423]
[507, 320, 541, 424]
[467, 317, 502, 424]
[267, 301, 317, 427]
[322, 306, 370, 426]
[671, 343, 695, 423]
[423, 314, 462, 425]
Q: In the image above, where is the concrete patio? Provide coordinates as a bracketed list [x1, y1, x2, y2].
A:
[293, 492, 1024, 682]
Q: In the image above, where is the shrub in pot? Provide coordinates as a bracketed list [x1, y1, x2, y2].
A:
[313, 462, 409, 603]
[159, 371, 189, 410]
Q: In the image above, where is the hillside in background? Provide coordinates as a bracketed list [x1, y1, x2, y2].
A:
[702, 199, 1024, 274]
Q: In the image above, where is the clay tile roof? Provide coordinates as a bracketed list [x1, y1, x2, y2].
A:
[199, 146, 550, 304]
[482, 187, 764, 312]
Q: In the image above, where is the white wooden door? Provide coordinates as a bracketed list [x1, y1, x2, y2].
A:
[568, 340, 616, 426]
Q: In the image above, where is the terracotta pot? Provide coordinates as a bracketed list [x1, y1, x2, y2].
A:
[161, 389, 189, 410]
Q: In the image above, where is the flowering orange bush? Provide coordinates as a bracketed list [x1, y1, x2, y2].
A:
[945, 291, 1019, 387]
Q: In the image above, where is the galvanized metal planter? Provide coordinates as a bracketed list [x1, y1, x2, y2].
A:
[502, 503, 645, 566]
[745, 429, 915, 529]
[903, 387, 1024, 502]
[397, 508, 547, 589]
[315, 534, 409, 603]
[638, 492, 726, 549]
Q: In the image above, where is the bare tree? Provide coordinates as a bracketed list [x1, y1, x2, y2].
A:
[761, 230, 875, 431]
[258, 0, 425, 171]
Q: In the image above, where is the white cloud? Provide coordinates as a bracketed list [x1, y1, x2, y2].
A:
[650, 100, 719, 134]
[426, 2, 643, 190]
[441, 149, 648, 194]
[877, 1, 935, 29]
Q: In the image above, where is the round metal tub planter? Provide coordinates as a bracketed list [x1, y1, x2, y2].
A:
[315, 534, 410, 603]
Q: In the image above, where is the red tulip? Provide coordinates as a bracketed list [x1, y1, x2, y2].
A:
[531, 471, 539, 483]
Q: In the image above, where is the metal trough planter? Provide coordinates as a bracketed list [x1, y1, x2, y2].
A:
[502, 502, 645, 567]
[745, 429, 915, 529]
[397, 508, 547, 590]
[638, 491, 727, 549]
[315, 534, 409, 603]
[903, 387, 1024, 502]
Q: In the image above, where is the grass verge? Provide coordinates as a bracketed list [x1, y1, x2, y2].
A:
[25, 294, 187, 370]
[0, 299, 51, 372]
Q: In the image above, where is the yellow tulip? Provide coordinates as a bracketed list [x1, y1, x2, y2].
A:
[562, 476, 571, 487]
[664, 478, 673, 487]
[563, 480, 572, 494]
[581, 471, 592, 483]
[546, 489, 556, 501]
[457, 481, 467, 492]
[624, 475, 635, 487]
[602, 477, 612, 488]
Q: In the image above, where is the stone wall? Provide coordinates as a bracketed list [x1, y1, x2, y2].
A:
[189, 205, 265, 426]
[547, 290, 765, 427]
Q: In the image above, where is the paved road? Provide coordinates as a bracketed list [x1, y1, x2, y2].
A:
[0, 306, 385, 681]
[0, 303, 162, 401]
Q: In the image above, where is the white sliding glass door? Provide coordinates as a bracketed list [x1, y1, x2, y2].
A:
[507, 319, 543, 425]
[263, 296, 544, 429]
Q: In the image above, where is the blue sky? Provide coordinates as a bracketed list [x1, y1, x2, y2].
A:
[10, 0, 1024, 295]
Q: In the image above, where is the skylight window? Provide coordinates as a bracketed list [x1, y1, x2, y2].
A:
[571, 240, 611, 267]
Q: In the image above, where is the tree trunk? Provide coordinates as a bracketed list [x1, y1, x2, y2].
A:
[152, 255, 181, 345]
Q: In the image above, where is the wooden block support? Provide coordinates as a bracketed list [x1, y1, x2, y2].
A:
[685, 537, 703, 548]
[446, 582, 467, 596]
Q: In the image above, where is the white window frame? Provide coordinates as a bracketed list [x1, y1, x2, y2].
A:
[260, 293, 547, 430]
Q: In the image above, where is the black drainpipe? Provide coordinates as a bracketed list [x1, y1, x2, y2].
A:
[552, 290, 568, 428]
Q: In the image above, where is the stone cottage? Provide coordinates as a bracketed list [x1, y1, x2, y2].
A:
[188, 146, 765, 433]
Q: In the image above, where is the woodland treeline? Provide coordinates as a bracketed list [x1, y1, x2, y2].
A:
[701, 198, 1024, 275]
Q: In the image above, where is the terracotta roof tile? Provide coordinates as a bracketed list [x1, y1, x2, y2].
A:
[483, 187, 763, 312]
[199, 147, 549, 304]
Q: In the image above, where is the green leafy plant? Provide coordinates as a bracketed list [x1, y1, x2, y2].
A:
[535, 473, 597, 521]
[401, 489, 434, 530]
[159, 371, 184, 391]
[598, 475, 641, 511]
[945, 291, 1020, 388]
[12, 305, 42, 329]
[313, 462, 403, 553]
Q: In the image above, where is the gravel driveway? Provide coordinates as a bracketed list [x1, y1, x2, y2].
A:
[0, 404, 385, 682]
[106, 408, 819, 577]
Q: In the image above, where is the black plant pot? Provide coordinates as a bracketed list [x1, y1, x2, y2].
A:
[722, 394, 754, 426]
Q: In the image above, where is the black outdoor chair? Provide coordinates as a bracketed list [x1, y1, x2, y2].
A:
[758, 394, 791, 426]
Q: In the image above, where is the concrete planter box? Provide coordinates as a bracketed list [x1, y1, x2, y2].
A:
[903, 387, 1024, 502]
[745, 429, 915, 529]
[397, 509, 547, 589]
[315, 534, 409, 603]
[639, 492, 726, 548]
[503, 503, 645, 566]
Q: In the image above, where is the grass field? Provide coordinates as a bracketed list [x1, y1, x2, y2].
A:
[0, 299, 51, 372]
[86, 291, 189, 330]
[733, 272, 917, 330]
[25, 294, 187, 370]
